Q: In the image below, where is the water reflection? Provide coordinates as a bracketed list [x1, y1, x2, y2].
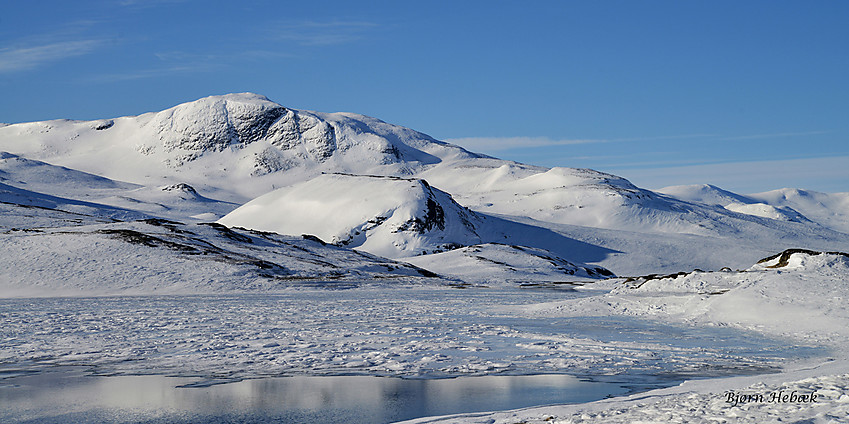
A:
[0, 370, 630, 423]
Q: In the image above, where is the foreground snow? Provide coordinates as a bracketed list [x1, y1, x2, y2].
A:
[2, 251, 846, 423]
[404, 368, 849, 423]
[401, 250, 849, 423]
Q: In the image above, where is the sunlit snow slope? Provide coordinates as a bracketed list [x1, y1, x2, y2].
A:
[1, 92, 847, 280]
[219, 173, 483, 258]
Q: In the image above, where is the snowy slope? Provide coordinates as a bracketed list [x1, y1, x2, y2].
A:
[0, 181, 147, 224]
[0, 93, 481, 202]
[0, 218, 444, 297]
[658, 183, 846, 232]
[404, 243, 614, 285]
[1, 93, 847, 275]
[658, 183, 755, 206]
[217, 172, 622, 265]
[749, 188, 849, 234]
[0, 151, 237, 222]
[218, 173, 484, 258]
[423, 164, 837, 244]
[513, 249, 849, 342]
[408, 249, 849, 423]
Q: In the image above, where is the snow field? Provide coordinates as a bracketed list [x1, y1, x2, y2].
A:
[1, 93, 848, 423]
[404, 372, 849, 424]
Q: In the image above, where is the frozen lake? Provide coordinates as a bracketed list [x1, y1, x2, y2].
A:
[0, 286, 823, 422]
[0, 370, 638, 423]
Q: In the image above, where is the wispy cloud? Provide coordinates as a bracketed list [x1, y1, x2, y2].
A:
[84, 64, 214, 82]
[268, 20, 378, 46]
[117, 0, 190, 7]
[0, 40, 103, 73]
[611, 134, 716, 143]
[445, 134, 727, 152]
[447, 130, 829, 154]
[609, 155, 849, 194]
[445, 136, 608, 151]
[87, 47, 294, 82]
[154, 49, 293, 63]
[717, 131, 831, 141]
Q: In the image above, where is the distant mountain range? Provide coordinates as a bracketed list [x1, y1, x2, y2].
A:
[1, 93, 847, 294]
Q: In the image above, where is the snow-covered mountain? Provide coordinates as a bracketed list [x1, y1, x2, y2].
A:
[3, 93, 841, 240]
[1, 92, 847, 288]
[748, 188, 849, 234]
[219, 173, 484, 258]
[4, 93, 849, 424]
[0, 93, 479, 202]
[659, 183, 849, 234]
[217, 172, 620, 280]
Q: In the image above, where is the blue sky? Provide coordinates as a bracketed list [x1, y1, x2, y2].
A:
[1, 0, 847, 193]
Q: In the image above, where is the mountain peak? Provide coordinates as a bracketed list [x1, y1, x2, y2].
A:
[183, 92, 277, 106]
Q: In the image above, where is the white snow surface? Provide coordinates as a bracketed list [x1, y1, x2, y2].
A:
[1, 93, 849, 423]
[218, 173, 483, 258]
[402, 251, 849, 423]
[660, 183, 849, 234]
[0, 217, 442, 298]
[750, 188, 849, 234]
[2, 93, 846, 273]
[404, 243, 613, 285]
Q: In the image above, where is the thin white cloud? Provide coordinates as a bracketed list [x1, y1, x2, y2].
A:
[610, 134, 717, 143]
[84, 65, 213, 82]
[445, 136, 608, 151]
[269, 20, 378, 46]
[446, 131, 829, 155]
[717, 131, 831, 141]
[445, 133, 725, 153]
[154, 50, 293, 63]
[609, 156, 849, 194]
[0, 40, 103, 73]
[118, 0, 189, 7]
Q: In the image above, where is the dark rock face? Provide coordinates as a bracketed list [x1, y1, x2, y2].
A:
[161, 183, 199, 196]
[150, 96, 339, 165]
[393, 183, 448, 235]
[424, 198, 446, 231]
[91, 120, 114, 131]
[231, 105, 288, 145]
[162, 104, 291, 153]
[266, 109, 337, 161]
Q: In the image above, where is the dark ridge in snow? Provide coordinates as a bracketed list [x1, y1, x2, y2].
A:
[0, 219, 450, 296]
[757, 248, 849, 268]
[91, 120, 114, 130]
